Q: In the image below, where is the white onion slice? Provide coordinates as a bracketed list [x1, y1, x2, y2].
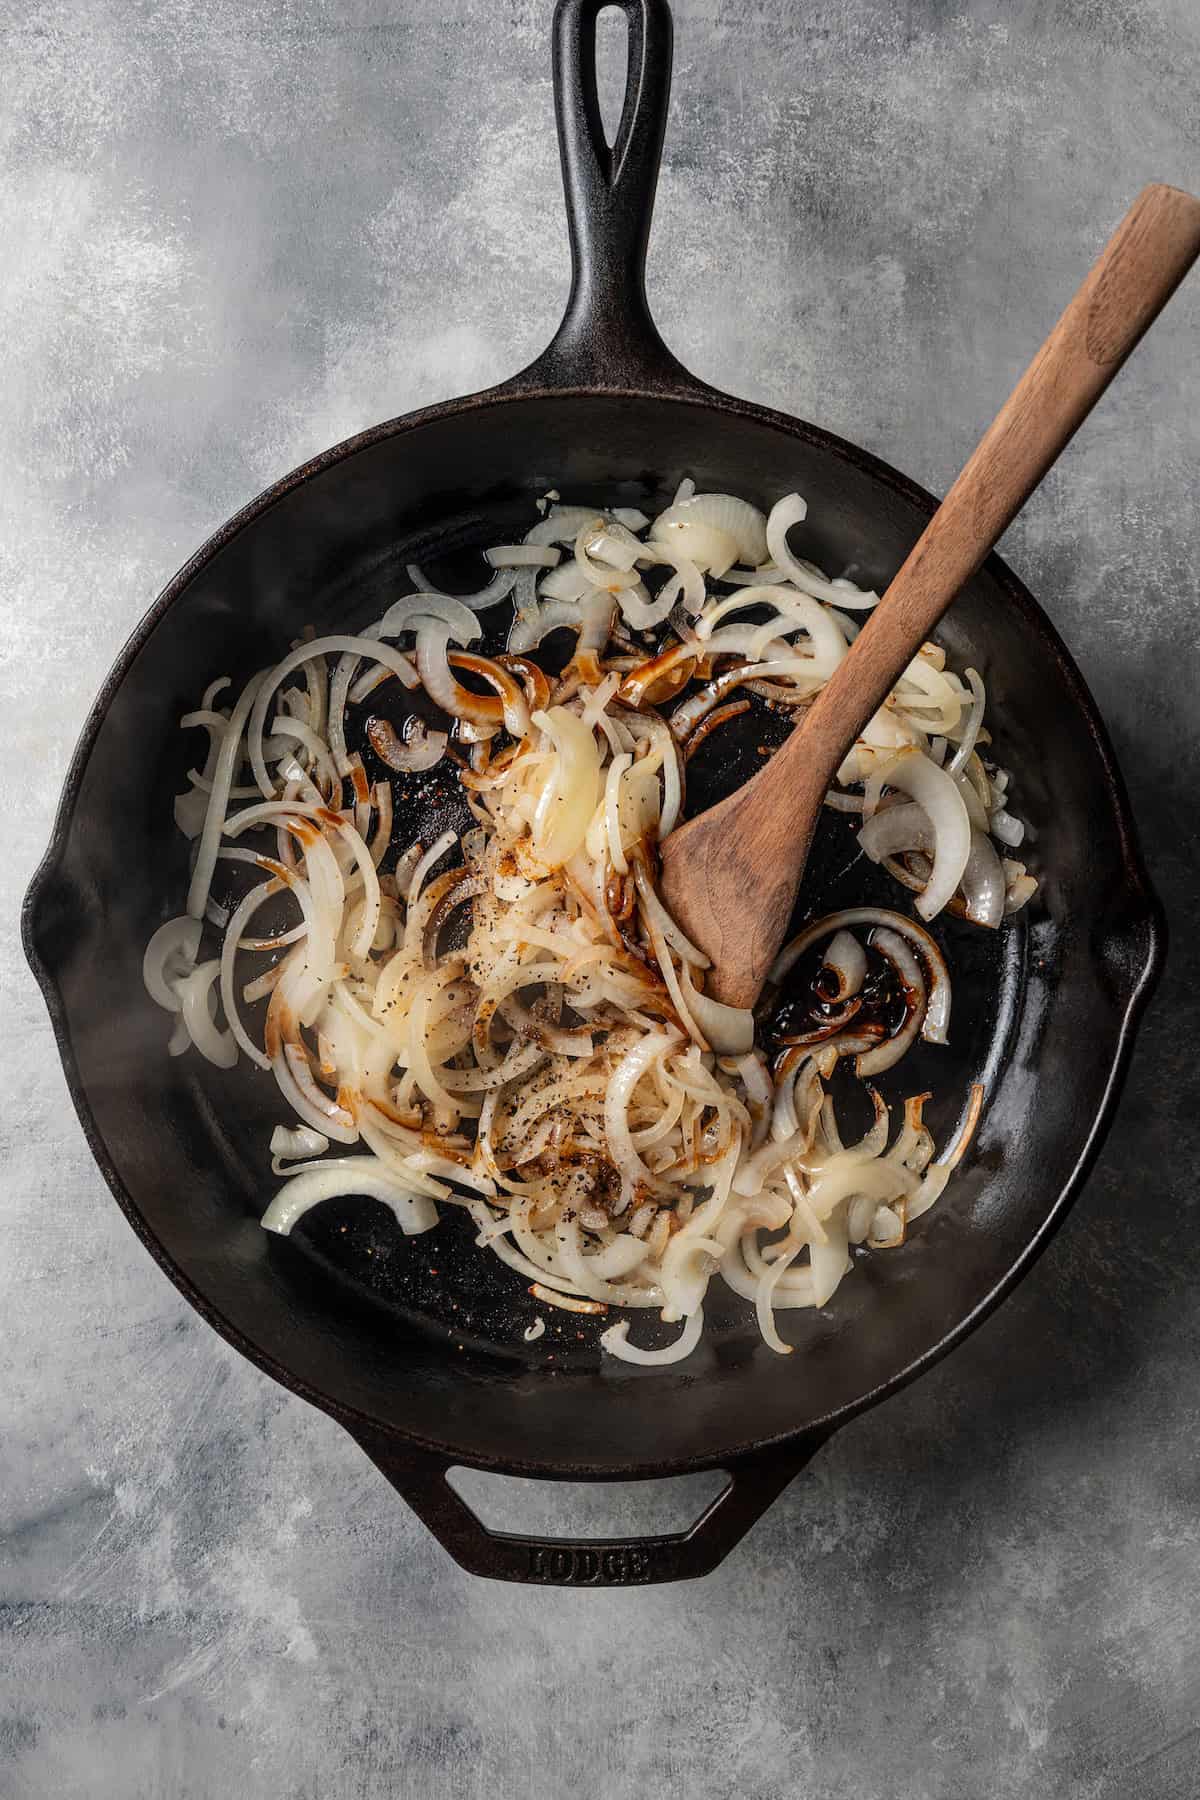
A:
[946, 667, 986, 776]
[574, 520, 642, 591]
[405, 563, 518, 609]
[601, 1306, 704, 1365]
[371, 592, 480, 646]
[616, 580, 675, 630]
[961, 828, 1006, 928]
[858, 800, 931, 863]
[262, 1160, 438, 1236]
[856, 928, 926, 1077]
[174, 960, 237, 1068]
[144, 915, 203, 1012]
[604, 1033, 679, 1197]
[530, 706, 603, 867]
[653, 493, 768, 566]
[508, 598, 582, 653]
[864, 751, 971, 922]
[990, 808, 1026, 848]
[647, 517, 738, 577]
[678, 962, 754, 1055]
[822, 930, 866, 1000]
[522, 505, 603, 548]
[538, 559, 593, 602]
[271, 1124, 329, 1163]
[642, 542, 706, 612]
[486, 545, 562, 568]
[765, 492, 811, 586]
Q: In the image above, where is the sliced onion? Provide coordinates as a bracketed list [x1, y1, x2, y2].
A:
[530, 706, 603, 868]
[678, 963, 754, 1055]
[653, 493, 768, 566]
[990, 807, 1026, 848]
[538, 560, 593, 602]
[270, 1124, 329, 1163]
[366, 716, 448, 772]
[642, 541, 706, 613]
[765, 492, 811, 586]
[220, 879, 287, 1069]
[648, 517, 738, 576]
[601, 1305, 704, 1364]
[668, 664, 757, 741]
[144, 915, 203, 1011]
[405, 562, 518, 610]
[262, 1159, 438, 1235]
[522, 505, 603, 548]
[822, 929, 866, 1000]
[248, 637, 418, 802]
[486, 545, 561, 568]
[946, 667, 986, 776]
[574, 520, 642, 592]
[770, 907, 951, 1046]
[174, 959, 237, 1068]
[616, 580, 675, 630]
[371, 592, 480, 646]
[856, 928, 927, 1076]
[188, 671, 269, 919]
[605, 1032, 679, 1197]
[858, 800, 931, 863]
[864, 750, 971, 922]
[508, 598, 581, 653]
[960, 828, 1006, 928]
[416, 625, 530, 736]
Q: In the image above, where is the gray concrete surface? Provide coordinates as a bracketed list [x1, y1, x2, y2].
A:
[4, 0, 1200, 1795]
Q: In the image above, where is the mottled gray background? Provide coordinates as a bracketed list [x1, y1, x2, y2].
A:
[4, 0, 1199, 1795]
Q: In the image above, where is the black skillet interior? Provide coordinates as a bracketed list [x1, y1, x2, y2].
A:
[23, 0, 1163, 1582]
[27, 387, 1158, 1477]
[145, 481, 1022, 1376]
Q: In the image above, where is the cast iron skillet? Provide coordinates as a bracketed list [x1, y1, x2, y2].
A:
[24, 0, 1164, 1585]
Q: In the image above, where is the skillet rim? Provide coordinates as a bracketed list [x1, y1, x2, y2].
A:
[22, 378, 1166, 1479]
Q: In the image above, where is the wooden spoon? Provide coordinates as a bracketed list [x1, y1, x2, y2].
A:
[660, 182, 1200, 1010]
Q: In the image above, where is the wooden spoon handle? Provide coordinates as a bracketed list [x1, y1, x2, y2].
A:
[781, 182, 1200, 804]
[661, 183, 1200, 1011]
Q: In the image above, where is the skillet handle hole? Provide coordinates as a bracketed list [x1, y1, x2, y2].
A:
[448, 1466, 728, 1538]
[595, 4, 631, 151]
[351, 1427, 830, 1585]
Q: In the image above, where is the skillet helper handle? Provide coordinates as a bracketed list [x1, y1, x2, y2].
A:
[788, 183, 1200, 803]
[350, 1430, 827, 1586]
[522, 0, 700, 392]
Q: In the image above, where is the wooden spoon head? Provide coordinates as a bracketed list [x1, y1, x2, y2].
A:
[657, 759, 821, 1011]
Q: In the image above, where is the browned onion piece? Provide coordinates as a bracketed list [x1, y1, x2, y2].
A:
[771, 907, 951, 1046]
[776, 995, 864, 1046]
[820, 929, 866, 1001]
[682, 698, 751, 760]
[669, 662, 752, 740]
[366, 716, 448, 772]
[856, 927, 927, 1077]
[495, 653, 552, 713]
[421, 872, 486, 968]
[447, 652, 531, 738]
[618, 641, 700, 710]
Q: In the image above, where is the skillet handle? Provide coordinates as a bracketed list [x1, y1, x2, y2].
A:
[510, 0, 705, 395]
[349, 1429, 829, 1586]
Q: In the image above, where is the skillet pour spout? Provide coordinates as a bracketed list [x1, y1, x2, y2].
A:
[23, 0, 1165, 1585]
